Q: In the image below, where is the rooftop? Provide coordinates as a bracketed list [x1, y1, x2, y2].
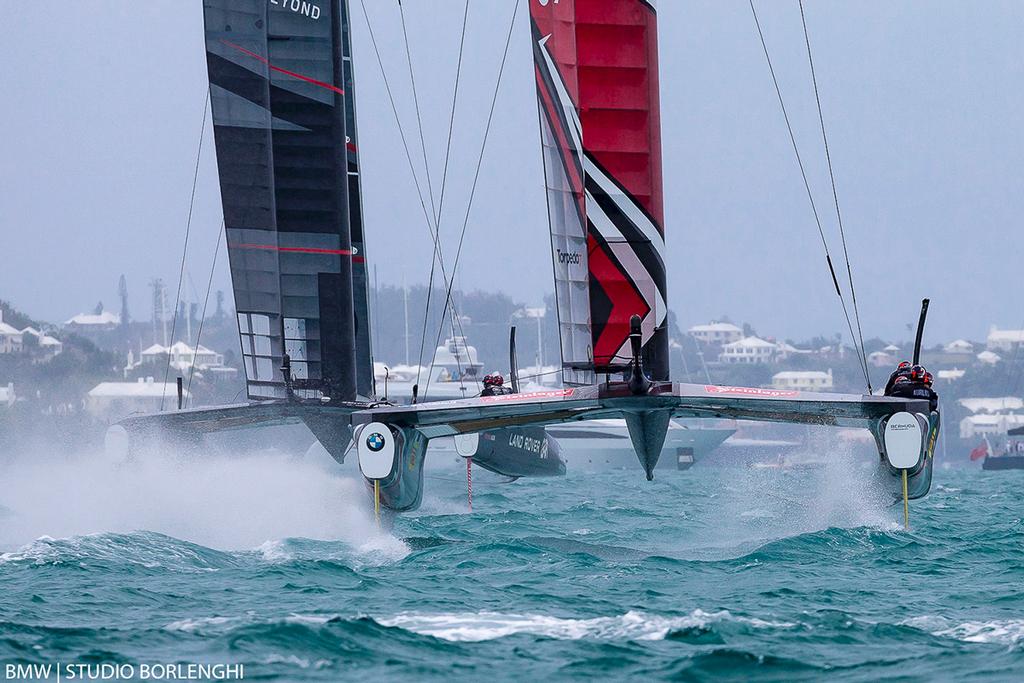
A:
[959, 397, 1023, 414]
[88, 378, 189, 399]
[723, 336, 777, 349]
[977, 350, 1001, 364]
[944, 339, 975, 352]
[689, 322, 742, 333]
[65, 311, 120, 327]
[988, 327, 1024, 342]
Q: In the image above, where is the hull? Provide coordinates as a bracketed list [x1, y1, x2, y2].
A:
[982, 455, 1024, 470]
[427, 427, 565, 478]
[372, 427, 428, 512]
[548, 419, 735, 473]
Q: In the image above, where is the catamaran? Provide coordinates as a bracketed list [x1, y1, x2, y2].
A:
[114, 0, 939, 519]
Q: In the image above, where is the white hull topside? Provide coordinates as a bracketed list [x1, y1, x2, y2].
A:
[427, 419, 736, 473]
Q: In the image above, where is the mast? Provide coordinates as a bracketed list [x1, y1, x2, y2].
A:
[339, 0, 375, 398]
[326, 0, 359, 401]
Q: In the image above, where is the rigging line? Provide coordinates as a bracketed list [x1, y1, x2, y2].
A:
[441, 0, 517, 397]
[161, 87, 210, 411]
[427, 2, 476, 396]
[414, 251, 439, 389]
[398, 0, 439, 222]
[424, 0, 521, 399]
[748, 0, 870, 392]
[435, 0, 472, 228]
[357, 0, 466, 388]
[185, 225, 223, 407]
[397, 0, 474, 395]
[798, 0, 872, 392]
[413, 0, 471, 395]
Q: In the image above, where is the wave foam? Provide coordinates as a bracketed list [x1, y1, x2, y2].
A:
[377, 609, 792, 642]
[903, 616, 1024, 645]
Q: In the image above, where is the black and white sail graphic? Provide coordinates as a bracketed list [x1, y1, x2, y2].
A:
[530, 0, 669, 385]
[203, 0, 370, 401]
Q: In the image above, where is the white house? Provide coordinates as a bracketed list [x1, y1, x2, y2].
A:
[86, 377, 190, 422]
[139, 342, 224, 371]
[959, 397, 1023, 414]
[986, 326, 1024, 353]
[944, 339, 975, 354]
[0, 312, 62, 357]
[774, 341, 813, 360]
[867, 350, 897, 368]
[977, 350, 1001, 365]
[20, 327, 63, 358]
[772, 369, 833, 391]
[719, 336, 777, 364]
[0, 311, 23, 354]
[0, 383, 15, 408]
[65, 308, 120, 331]
[689, 322, 744, 346]
[937, 368, 965, 382]
[960, 413, 1024, 440]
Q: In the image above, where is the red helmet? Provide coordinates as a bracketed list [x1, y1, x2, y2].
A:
[894, 376, 911, 385]
[910, 365, 926, 381]
[483, 374, 504, 387]
[923, 371, 933, 386]
[897, 360, 911, 370]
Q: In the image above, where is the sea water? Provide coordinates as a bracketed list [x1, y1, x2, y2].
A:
[0, 448, 1021, 681]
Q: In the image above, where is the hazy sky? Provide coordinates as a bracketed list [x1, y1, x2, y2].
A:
[2, 1, 1023, 344]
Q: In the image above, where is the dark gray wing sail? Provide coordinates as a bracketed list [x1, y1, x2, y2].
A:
[203, 0, 362, 401]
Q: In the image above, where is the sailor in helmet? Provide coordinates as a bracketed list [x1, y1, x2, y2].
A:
[480, 373, 513, 397]
[884, 360, 914, 395]
[886, 363, 938, 411]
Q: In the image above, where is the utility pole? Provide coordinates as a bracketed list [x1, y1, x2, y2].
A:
[118, 275, 130, 330]
[150, 279, 169, 347]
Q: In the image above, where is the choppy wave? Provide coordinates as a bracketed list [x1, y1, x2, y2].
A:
[376, 609, 793, 642]
[0, 464, 1019, 680]
[0, 531, 237, 571]
[902, 616, 1024, 646]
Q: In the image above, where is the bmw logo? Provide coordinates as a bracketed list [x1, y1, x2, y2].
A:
[366, 432, 386, 452]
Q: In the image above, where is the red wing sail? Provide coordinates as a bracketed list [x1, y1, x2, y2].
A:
[531, 0, 668, 383]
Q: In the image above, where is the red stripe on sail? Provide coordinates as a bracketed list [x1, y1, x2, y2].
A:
[233, 243, 353, 256]
[221, 40, 345, 95]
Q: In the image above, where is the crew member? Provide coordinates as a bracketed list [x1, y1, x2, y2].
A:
[481, 373, 512, 397]
[884, 360, 913, 394]
[886, 363, 938, 412]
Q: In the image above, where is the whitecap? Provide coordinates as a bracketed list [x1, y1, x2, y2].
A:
[377, 609, 793, 642]
[255, 540, 293, 563]
[164, 616, 238, 633]
[902, 616, 1024, 645]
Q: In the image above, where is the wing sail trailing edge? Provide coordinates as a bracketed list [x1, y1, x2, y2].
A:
[531, 0, 669, 385]
[339, 0, 375, 398]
